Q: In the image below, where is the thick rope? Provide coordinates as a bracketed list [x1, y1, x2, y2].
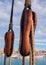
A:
[9, 0, 14, 30]
[31, 20, 35, 65]
[22, 57, 26, 65]
[4, 55, 6, 65]
[25, 0, 31, 7]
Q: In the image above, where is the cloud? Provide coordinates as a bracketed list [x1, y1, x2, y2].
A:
[0, 11, 9, 20]
[35, 39, 46, 43]
[0, 1, 11, 20]
[35, 43, 46, 46]
[31, 0, 46, 39]
[0, 37, 4, 40]
[14, 0, 24, 15]
[35, 29, 46, 36]
[15, 38, 19, 42]
[32, 0, 46, 16]
[14, 25, 20, 29]
[0, 22, 8, 27]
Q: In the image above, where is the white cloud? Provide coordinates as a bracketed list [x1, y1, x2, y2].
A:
[0, 1, 11, 20]
[15, 38, 19, 42]
[0, 22, 20, 29]
[35, 29, 46, 36]
[14, 0, 24, 15]
[35, 39, 46, 43]
[0, 11, 9, 20]
[32, 0, 46, 16]
[14, 25, 20, 29]
[0, 22, 8, 27]
[36, 29, 43, 35]
[0, 37, 4, 40]
[35, 43, 46, 46]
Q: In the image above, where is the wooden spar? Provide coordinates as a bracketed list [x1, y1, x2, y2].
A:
[22, 57, 26, 65]
[4, 55, 6, 65]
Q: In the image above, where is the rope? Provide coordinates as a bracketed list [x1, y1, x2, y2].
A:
[10, 0, 14, 23]
[4, 55, 6, 65]
[31, 20, 35, 65]
[25, 0, 31, 7]
[22, 57, 26, 65]
[9, 0, 14, 30]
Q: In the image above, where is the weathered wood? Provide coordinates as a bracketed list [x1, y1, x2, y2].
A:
[20, 7, 32, 56]
[4, 30, 14, 57]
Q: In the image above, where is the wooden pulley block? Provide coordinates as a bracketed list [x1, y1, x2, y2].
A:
[4, 30, 14, 57]
[19, 7, 32, 56]
[4, 0, 14, 57]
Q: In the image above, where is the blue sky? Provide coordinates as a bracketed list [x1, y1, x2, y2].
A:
[0, 0, 46, 50]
